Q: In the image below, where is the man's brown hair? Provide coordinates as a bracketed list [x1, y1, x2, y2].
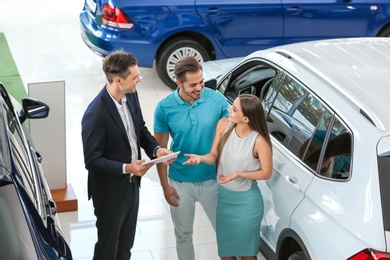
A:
[174, 56, 202, 83]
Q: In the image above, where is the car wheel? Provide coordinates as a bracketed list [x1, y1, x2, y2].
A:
[156, 38, 210, 89]
[287, 251, 307, 260]
[378, 26, 390, 37]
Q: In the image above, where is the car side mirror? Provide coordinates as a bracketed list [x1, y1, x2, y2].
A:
[204, 79, 217, 90]
[19, 97, 50, 123]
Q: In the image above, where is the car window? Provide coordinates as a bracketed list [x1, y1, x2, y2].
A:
[0, 106, 11, 172]
[264, 73, 352, 180]
[301, 116, 352, 180]
[219, 60, 277, 104]
[2, 101, 40, 208]
[264, 74, 312, 146]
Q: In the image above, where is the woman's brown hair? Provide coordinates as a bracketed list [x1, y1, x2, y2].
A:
[216, 94, 272, 164]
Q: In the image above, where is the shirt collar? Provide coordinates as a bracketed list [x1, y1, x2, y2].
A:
[173, 88, 206, 106]
[106, 87, 126, 109]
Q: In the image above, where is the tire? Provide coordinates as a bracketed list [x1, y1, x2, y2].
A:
[377, 25, 390, 37]
[156, 38, 211, 89]
[287, 251, 307, 260]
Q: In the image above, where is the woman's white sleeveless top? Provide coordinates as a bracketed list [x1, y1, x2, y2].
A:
[217, 128, 260, 191]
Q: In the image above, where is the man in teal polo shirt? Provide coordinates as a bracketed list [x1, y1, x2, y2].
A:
[154, 56, 229, 260]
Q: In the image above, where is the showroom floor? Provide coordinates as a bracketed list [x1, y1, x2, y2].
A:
[0, 0, 265, 259]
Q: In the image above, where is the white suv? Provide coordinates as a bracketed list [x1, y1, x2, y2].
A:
[204, 38, 390, 260]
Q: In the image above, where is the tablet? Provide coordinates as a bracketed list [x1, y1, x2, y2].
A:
[141, 151, 180, 166]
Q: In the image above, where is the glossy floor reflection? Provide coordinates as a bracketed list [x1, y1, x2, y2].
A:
[0, 0, 265, 259]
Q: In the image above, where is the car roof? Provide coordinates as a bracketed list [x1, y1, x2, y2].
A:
[261, 37, 390, 132]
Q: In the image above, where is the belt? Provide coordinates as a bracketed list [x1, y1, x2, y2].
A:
[124, 174, 137, 183]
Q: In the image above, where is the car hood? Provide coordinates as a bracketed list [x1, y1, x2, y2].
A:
[202, 57, 243, 81]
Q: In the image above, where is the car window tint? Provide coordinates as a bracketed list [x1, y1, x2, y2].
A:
[265, 74, 313, 150]
[326, 120, 352, 180]
[221, 61, 276, 104]
[0, 105, 11, 171]
[218, 72, 231, 95]
[3, 101, 38, 207]
[265, 73, 352, 180]
[10, 139, 37, 203]
[304, 117, 352, 180]
[263, 70, 284, 111]
[299, 109, 333, 167]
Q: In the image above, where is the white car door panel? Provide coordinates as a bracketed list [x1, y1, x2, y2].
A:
[259, 139, 313, 249]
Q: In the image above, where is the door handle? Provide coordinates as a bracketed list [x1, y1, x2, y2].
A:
[285, 176, 301, 192]
[286, 7, 302, 15]
[204, 8, 219, 15]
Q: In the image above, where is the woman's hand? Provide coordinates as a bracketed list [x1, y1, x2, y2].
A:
[218, 172, 239, 184]
[182, 154, 201, 165]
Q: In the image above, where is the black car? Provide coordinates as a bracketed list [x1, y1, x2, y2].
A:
[0, 83, 72, 259]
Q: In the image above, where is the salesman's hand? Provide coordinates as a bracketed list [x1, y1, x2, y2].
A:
[156, 148, 177, 165]
[126, 160, 154, 177]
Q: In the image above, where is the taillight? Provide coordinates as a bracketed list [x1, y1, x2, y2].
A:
[348, 248, 390, 260]
[102, 4, 134, 29]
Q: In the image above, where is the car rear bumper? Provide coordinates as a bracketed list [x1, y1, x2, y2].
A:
[79, 11, 156, 67]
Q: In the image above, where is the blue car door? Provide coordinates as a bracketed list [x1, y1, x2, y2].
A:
[195, 0, 283, 58]
[282, 0, 370, 41]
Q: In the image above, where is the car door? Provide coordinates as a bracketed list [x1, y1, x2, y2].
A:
[195, 0, 283, 58]
[260, 71, 316, 250]
[282, 0, 370, 40]
[214, 58, 314, 250]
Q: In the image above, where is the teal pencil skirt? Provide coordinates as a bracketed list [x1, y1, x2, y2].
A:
[216, 182, 264, 257]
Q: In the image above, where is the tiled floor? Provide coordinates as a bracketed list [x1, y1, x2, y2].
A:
[0, 1, 265, 259]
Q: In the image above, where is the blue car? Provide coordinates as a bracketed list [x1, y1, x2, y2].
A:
[80, 1, 390, 89]
[0, 83, 73, 259]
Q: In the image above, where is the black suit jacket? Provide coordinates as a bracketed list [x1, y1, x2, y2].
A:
[81, 86, 159, 204]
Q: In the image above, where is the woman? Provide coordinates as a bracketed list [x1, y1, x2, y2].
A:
[183, 94, 273, 260]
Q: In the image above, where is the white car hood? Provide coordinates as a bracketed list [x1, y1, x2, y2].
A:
[202, 57, 243, 81]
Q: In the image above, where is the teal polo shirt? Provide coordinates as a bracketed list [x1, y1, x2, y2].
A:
[154, 87, 229, 182]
